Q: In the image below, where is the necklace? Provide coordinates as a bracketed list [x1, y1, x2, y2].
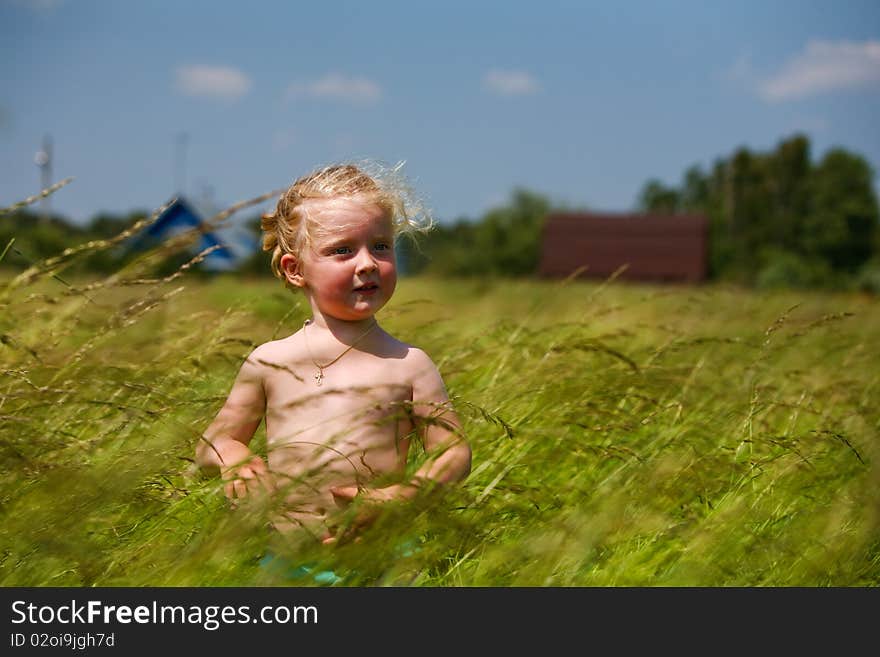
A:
[302, 318, 378, 386]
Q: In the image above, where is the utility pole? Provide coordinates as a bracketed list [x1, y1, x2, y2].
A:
[174, 132, 188, 198]
[198, 181, 217, 219]
[34, 134, 52, 223]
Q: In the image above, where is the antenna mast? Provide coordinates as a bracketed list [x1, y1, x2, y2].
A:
[34, 134, 52, 222]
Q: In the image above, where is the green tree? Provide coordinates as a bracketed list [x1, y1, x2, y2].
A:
[637, 179, 680, 213]
[476, 189, 551, 275]
[0, 209, 82, 272]
[804, 148, 878, 273]
[636, 134, 880, 288]
[680, 165, 710, 212]
[769, 134, 811, 252]
[415, 189, 552, 277]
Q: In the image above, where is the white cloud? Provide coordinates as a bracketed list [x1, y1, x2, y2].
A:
[286, 74, 381, 104]
[175, 65, 251, 100]
[758, 40, 880, 102]
[484, 70, 540, 96]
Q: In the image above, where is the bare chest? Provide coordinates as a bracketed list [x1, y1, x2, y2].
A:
[262, 351, 415, 480]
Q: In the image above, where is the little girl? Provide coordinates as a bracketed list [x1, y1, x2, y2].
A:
[195, 162, 471, 546]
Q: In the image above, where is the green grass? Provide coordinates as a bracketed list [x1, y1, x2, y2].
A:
[1, 262, 877, 586]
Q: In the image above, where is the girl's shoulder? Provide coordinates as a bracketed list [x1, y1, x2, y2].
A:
[248, 329, 308, 365]
[374, 329, 434, 364]
[395, 342, 443, 377]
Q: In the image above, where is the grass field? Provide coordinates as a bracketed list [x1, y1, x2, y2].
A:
[1, 261, 877, 586]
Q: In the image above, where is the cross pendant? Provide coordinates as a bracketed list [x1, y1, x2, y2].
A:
[314, 369, 324, 386]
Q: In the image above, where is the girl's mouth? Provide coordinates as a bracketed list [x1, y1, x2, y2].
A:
[354, 283, 379, 294]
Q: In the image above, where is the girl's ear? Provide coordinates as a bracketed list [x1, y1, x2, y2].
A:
[280, 253, 305, 288]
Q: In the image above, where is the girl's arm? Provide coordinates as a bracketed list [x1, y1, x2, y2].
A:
[329, 350, 471, 518]
[196, 350, 271, 501]
[404, 351, 471, 492]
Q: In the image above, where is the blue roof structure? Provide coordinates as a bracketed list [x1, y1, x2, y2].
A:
[134, 197, 238, 271]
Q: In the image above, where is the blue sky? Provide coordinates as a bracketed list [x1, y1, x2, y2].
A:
[2, 0, 879, 226]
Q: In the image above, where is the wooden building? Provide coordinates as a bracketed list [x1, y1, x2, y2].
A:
[538, 212, 709, 283]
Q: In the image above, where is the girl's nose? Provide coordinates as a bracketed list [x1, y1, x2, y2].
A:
[355, 249, 378, 274]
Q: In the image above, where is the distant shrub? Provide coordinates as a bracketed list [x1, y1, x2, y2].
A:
[755, 248, 833, 290]
[854, 258, 880, 294]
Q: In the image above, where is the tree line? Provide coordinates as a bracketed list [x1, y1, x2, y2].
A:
[2, 133, 878, 291]
[637, 134, 879, 290]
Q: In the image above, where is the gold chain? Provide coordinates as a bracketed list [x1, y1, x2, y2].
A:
[302, 318, 378, 386]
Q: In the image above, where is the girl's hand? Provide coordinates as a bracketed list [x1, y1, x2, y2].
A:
[324, 485, 408, 543]
[222, 455, 273, 507]
[330, 484, 403, 505]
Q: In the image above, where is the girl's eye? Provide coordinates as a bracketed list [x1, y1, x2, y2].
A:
[374, 242, 390, 251]
[333, 246, 352, 255]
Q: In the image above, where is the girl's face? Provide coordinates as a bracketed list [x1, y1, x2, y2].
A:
[292, 196, 397, 322]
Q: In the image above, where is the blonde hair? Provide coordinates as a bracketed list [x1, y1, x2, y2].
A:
[261, 161, 432, 289]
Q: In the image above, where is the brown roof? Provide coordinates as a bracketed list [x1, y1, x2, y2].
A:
[539, 212, 708, 282]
